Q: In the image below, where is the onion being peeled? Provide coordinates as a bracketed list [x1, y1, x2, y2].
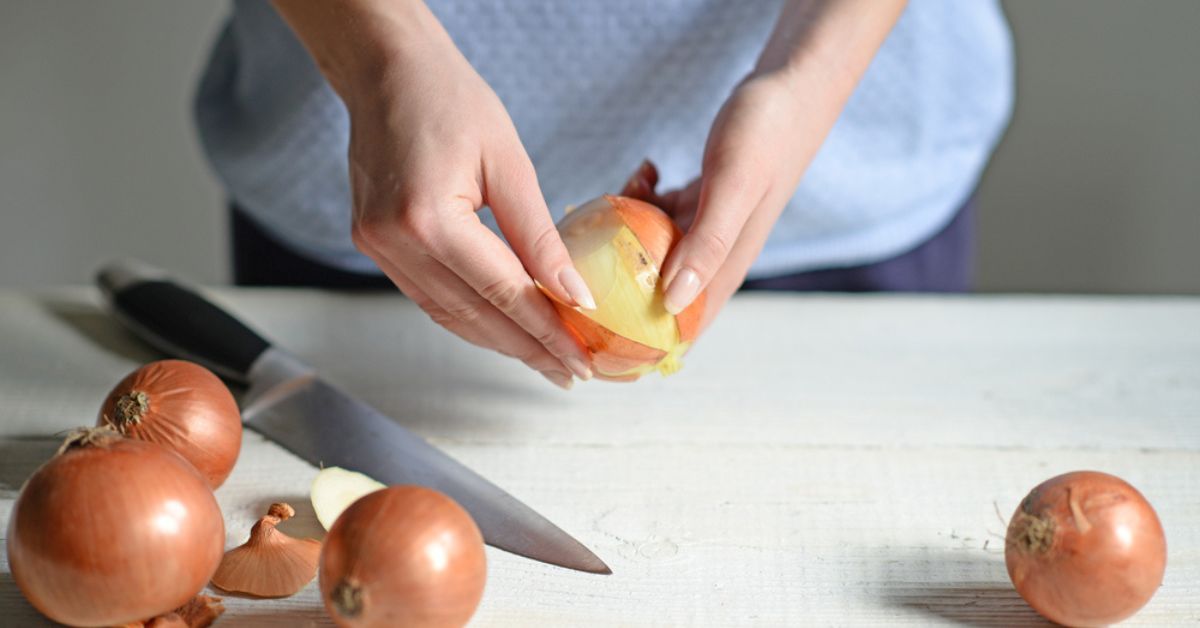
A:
[547, 194, 705, 381]
[98, 359, 242, 488]
[7, 428, 225, 626]
[1005, 470, 1167, 627]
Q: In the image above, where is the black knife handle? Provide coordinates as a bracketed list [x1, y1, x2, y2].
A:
[97, 260, 271, 383]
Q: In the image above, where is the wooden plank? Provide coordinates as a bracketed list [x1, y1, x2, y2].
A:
[1, 289, 1197, 625]
[2, 290, 1197, 450]
[3, 437, 1197, 625]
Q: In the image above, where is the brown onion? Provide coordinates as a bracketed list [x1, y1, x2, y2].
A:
[546, 194, 705, 381]
[99, 359, 242, 488]
[1006, 470, 1167, 627]
[7, 428, 226, 626]
[319, 486, 487, 628]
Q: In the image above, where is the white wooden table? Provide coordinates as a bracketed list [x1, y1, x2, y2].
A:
[2, 288, 1198, 626]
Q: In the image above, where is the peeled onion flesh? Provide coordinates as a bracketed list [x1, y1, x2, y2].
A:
[310, 466, 386, 531]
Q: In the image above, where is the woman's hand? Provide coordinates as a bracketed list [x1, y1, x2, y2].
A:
[622, 72, 821, 330]
[274, 0, 594, 388]
[626, 0, 908, 330]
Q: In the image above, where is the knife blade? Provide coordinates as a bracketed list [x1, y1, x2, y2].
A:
[95, 259, 610, 575]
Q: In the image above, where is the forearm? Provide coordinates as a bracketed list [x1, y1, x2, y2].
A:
[661, 0, 906, 322]
[270, 0, 452, 99]
[754, 0, 907, 158]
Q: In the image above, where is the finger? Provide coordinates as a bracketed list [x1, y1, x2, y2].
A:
[384, 254, 578, 388]
[484, 144, 596, 311]
[427, 210, 594, 381]
[695, 186, 786, 333]
[660, 153, 768, 315]
[422, 211, 595, 381]
[620, 160, 704, 233]
[348, 182, 590, 384]
[657, 179, 703, 231]
[361, 238, 578, 388]
[620, 159, 661, 203]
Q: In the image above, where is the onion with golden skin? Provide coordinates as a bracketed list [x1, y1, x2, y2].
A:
[6, 429, 226, 627]
[547, 194, 705, 381]
[1006, 471, 1167, 627]
[98, 360, 243, 488]
[319, 486, 487, 628]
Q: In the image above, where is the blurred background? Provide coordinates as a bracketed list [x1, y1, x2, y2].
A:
[1, 1, 1197, 293]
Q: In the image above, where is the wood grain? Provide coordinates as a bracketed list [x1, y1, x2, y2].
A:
[1, 289, 1197, 626]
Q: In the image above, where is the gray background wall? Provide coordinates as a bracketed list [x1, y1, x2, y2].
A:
[2, 1, 1197, 293]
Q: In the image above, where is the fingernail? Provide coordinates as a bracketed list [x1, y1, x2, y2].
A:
[664, 268, 701, 315]
[564, 356, 593, 381]
[541, 370, 574, 390]
[558, 267, 596, 310]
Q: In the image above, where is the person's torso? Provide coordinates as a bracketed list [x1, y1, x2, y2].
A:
[195, 0, 1013, 277]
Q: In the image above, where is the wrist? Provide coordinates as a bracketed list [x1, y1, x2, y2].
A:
[753, 0, 906, 94]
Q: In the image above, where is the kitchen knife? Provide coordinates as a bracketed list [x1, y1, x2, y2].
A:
[96, 259, 610, 575]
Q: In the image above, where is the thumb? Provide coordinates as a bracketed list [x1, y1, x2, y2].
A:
[485, 145, 596, 310]
[660, 156, 765, 315]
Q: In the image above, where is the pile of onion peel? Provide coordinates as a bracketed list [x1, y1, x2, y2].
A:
[311, 466, 386, 530]
[116, 595, 226, 628]
[98, 359, 243, 488]
[211, 502, 322, 598]
[1005, 470, 1167, 627]
[545, 193, 705, 381]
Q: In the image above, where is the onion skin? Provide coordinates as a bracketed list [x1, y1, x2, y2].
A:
[552, 298, 666, 380]
[211, 503, 321, 598]
[605, 195, 706, 344]
[116, 595, 225, 628]
[98, 360, 242, 488]
[7, 430, 226, 627]
[1006, 471, 1167, 627]
[617, 164, 705, 343]
[319, 486, 487, 628]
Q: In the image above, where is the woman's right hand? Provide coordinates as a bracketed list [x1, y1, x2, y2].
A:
[273, 0, 594, 388]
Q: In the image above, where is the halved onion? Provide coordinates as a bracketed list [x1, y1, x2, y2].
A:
[311, 467, 386, 531]
[547, 195, 705, 381]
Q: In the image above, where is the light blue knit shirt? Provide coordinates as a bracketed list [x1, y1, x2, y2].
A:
[195, 0, 1013, 279]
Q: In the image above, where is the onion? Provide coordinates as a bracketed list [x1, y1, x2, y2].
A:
[546, 194, 705, 381]
[98, 359, 243, 488]
[1006, 470, 1167, 627]
[310, 466, 386, 530]
[319, 486, 487, 628]
[6, 428, 226, 626]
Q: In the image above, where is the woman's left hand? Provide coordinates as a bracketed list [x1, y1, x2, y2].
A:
[622, 71, 819, 330]
[624, 0, 909, 330]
